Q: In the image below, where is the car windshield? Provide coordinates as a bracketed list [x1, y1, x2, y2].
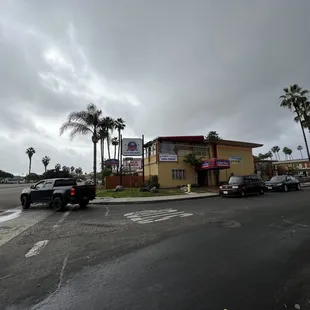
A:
[269, 176, 286, 182]
[228, 176, 244, 184]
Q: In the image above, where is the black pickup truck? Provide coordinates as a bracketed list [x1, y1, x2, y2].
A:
[20, 178, 96, 211]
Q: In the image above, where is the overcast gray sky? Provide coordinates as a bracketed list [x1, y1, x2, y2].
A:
[1, 0, 310, 175]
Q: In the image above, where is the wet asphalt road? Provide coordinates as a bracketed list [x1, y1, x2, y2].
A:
[0, 184, 26, 211]
[1, 188, 310, 309]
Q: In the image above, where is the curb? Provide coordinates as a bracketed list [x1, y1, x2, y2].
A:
[91, 194, 219, 205]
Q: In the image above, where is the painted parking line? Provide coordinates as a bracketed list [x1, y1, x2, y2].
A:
[124, 209, 193, 224]
[25, 240, 49, 258]
[53, 211, 71, 230]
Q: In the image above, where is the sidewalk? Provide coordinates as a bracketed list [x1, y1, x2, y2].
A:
[92, 192, 218, 205]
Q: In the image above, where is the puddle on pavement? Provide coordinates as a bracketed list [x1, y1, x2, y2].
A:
[0, 209, 22, 224]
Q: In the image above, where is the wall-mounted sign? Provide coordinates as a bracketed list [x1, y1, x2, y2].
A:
[201, 158, 230, 169]
[229, 156, 242, 164]
[122, 138, 143, 156]
[159, 154, 178, 162]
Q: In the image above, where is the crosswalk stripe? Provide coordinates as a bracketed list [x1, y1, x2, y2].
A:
[124, 208, 193, 224]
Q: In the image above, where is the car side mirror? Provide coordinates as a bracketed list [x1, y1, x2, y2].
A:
[30, 185, 35, 189]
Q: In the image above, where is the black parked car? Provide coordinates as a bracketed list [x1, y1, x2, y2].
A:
[265, 175, 301, 192]
[219, 175, 265, 197]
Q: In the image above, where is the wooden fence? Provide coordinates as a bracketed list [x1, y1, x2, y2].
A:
[104, 176, 144, 189]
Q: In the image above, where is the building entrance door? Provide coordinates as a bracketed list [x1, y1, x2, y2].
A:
[197, 170, 208, 186]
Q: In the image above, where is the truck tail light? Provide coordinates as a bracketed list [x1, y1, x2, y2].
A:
[70, 187, 76, 196]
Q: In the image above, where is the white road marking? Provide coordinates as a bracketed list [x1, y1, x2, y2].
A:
[282, 220, 307, 228]
[25, 240, 49, 258]
[105, 206, 109, 216]
[0, 208, 22, 223]
[124, 208, 193, 224]
[53, 211, 71, 230]
[0, 207, 52, 248]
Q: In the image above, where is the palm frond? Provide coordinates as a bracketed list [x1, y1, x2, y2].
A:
[60, 121, 92, 139]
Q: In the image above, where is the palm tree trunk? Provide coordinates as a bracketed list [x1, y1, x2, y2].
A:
[107, 136, 111, 160]
[100, 138, 104, 171]
[300, 150, 303, 159]
[277, 152, 280, 160]
[117, 130, 121, 173]
[300, 121, 310, 161]
[114, 145, 117, 160]
[93, 141, 97, 187]
[100, 138, 104, 184]
[295, 106, 310, 161]
[29, 158, 31, 175]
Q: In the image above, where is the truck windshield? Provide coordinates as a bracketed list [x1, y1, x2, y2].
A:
[54, 179, 77, 187]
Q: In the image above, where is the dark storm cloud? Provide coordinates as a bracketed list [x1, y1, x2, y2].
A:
[1, 0, 310, 173]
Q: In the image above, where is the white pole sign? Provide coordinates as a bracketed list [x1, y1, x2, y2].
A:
[122, 138, 143, 156]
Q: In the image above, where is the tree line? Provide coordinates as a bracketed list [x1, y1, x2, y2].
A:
[255, 145, 304, 161]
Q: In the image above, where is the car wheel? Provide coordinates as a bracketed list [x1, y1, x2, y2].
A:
[240, 190, 245, 197]
[53, 197, 65, 212]
[21, 196, 31, 210]
[259, 188, 265, 195]
[283, 185, 288, 192]
[297, 183, 301, 191]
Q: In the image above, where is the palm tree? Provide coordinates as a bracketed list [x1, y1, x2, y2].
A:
[55, 163, 61, 171]
[112, 137, 119, 159]
[114, 118, 126, 172]
[62, 166, 69, 172]
[287, 148, 293, 160]
[26, 147, 36, 175]
[70, 166, 75, 174]
[42, 156, 50, 174]
[271, 146, 280, 160]
[60, 103, 102, 186]
[280, 84, 310, 161]
[75, 167, 82, 175]
[297, 145, 303, 159]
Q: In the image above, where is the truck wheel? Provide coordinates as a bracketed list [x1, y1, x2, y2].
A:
[21, 196, 31, 210]
[79, 200, 89, 209]
[53, 197, 65, 212]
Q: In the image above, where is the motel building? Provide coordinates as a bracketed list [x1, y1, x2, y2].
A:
[143, 136, 263, 187]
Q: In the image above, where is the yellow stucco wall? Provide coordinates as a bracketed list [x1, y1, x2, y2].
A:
[157, 156, 196, 188]
[217, 146, 255, 182]
[144, 155, 158, 178]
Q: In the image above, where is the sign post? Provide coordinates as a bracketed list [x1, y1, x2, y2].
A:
[142, 134, 145, 184]
[120, 134, 123, 186]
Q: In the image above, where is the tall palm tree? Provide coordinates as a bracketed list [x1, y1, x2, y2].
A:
[297, 145, 303, 159]
[55, 163, 61, 171]
[271, 146, 280, 160]
[60, 103, 102, 186]
[287, 148, 293, 160]
[70, 166, 75, 174]
[42, 156, 50, 174]
[114, 118, 126, 172]
[26, 147, 36, 175]
[280, 84, 310, 161]
[112, 137, 119, 159]
[282, 147, 289, 160]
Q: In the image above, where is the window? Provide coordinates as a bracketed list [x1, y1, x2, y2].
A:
[35, 181, 45, 189]
[151, 144, 156, 156]
[172, 169, 186, 180]
[54, 179, 77, 187]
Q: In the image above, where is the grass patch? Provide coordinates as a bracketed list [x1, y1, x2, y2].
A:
[96, 187, 185, 198]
